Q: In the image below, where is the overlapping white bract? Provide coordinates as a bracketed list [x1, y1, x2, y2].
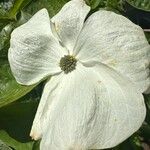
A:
[51, 0, 90, 52]
[40, 64, 145, 149]
[74, 10, 150, 93]
[8, 0, 150, 149]
[9, 9, 67, 85]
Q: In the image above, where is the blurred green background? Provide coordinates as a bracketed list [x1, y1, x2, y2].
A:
[0, 0, 150, 149]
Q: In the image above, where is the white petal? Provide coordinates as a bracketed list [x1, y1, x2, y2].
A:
[8, 9, 67, 85]
[74, 10, 150, 93]
[30, 73, 64, 140]
[51, 0, 90, 53]
[40, 63, 145, 150]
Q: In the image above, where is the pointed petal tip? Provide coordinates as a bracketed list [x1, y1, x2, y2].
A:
[73, 0, 90, 9]
[39, 8, 49, 14]
[73, 0, 88, 4]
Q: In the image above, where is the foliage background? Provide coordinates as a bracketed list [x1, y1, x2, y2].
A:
[0, 0, 150, 149]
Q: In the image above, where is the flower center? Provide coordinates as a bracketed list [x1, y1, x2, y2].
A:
[59, 55, 77, 74]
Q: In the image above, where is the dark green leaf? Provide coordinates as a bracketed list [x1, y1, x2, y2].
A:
[0, 0, 32, 24]
[0, 6, 14, 23]
[85, 0, 122, 13]
[0, 61, 36, 108]
[127, 0, 150, 11]
[0, 139, 12, 150]
[0, 130, 34, 150]
[16, 11, 31, 26]
[145, 31, 150, 44]
[113, 135, 143, 150]
[25, 0, 69, 17]
[139, 124, 150, 141]
[0, 85, 41, 149]
[85, 0, 103, 9]
[32, 140, 40, 150]
[144, 94, 150, 124]
[0, 89, 40, 142]
[0, 23, 14, 58]
[122, 0, 150, 28]
[8, 0, 33, 20]
[0, 10, 31, 58]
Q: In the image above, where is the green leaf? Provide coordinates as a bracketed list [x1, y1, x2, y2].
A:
[0, 98, 39, 142]
[145, 31, 150, 44]
[0, 139, 12, 150]
[127, 0, 150, 11]
[0, 130, 34, 150]
[113, 135, 143, 150]
[0, 7, 14, 23]
[144, 94, 150, 124]
[85, 0, 122, 13]
[25, 0, 69, 17]
[8, 0, 33, 20]
[32, 140, 40, 150]
[16, 11, 31, 26]
[0, 86, 41, 149]
[0, 0, 32, 23]
[85, 0, 103, 9]
[0, 23, 14, 58]
[0, 7, 10, 19]
[139, 124, 150, 141]
[106, 0, 123, 11]
[0, 10, 31, 58]
[0, 61, 36, 108]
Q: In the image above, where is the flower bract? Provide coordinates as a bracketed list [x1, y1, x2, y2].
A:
[8, 0, 150, 149]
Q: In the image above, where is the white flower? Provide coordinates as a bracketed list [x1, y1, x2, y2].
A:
[8, 0, 150, 149]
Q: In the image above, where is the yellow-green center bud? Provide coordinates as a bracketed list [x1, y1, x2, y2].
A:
[59, 55, 77, 74]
